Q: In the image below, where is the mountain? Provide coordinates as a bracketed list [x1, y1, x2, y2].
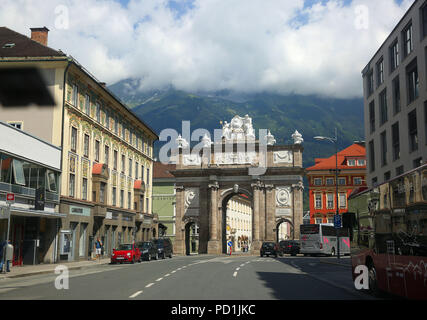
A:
[109, 82, 365, 211]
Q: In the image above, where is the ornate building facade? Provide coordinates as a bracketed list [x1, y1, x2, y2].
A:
[306, 143, 367, 224]
[0, 27, 158, 262]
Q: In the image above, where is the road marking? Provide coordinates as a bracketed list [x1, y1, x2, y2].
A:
[233, 272, 238, 277]
[156, 277, 163, 281]
[145, 283, 154, 288]
[240, 264, 245, 267]
[236, 267, 240, 271]
[165, 273, 170, 277]
[129, 291, 143, 298]
[171, 270, 176, 273]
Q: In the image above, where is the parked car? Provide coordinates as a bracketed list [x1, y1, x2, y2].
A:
[136, 240, 158, 261]
[111, 243, 141, 264]
[260, 241, 280, 257]
[153, 237, 173, 259]
[279, 240, 300, 256]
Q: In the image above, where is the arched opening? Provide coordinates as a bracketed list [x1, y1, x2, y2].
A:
[184, 221, 199, 255]
[276, 219, 294, 242]
[221, 189, 253, 254]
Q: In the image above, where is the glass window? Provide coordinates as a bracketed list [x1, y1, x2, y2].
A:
[348, 159, 356, 166]
[72, 84, 78, 106]
[376, 58, 384, 86]
[408, 109, 418, 152]
[407, 59, 419, 103]
[314, 178, 322, 186]
[390, 40, 399, 72]
[105, 145, 109, 166]
[381, 131, 387, 166]
[379, 89, 388, 125]
[46, 170, 57, 192]
[392, 76, 401, 115]
[422, 3, 427, 38]
[392, 122, 400, 161]
[369, 100, 375, 133]
[354, 177, 362, 185]
[403, 23, 413, 58]
[339, 194, 346, 209]
[129, 159, 132, 178]
[367, 70, 374, 96]
[69, 174, 75, 197]
[315, 194, 322, 209]
[326, 178, 334, 185]
[327, 194, 334, 209]
[114, 150, 118, 170]
[71, 127, 77, 152]
[100, 182, 106, 203]
[84, 134, 89, 158]
[369, 140, 375, 172]
[338, 178, 346, 185]
[85, 94, 90, 115]
[95, 140, 100, 162]
[96, 102, 101, 122]
[13, 159, 26, 186]
[112, 187, 117, 206]
[82, 178, 88, 200]
[122, 155, 125, 173]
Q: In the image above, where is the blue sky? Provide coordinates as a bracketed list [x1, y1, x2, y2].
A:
[0, 0, 415, 98]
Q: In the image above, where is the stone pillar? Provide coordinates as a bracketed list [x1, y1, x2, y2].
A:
[174, 186, 185, 255]
[251, 181, 262, 252]
[265, 184, 275, 241]
[292, 181, 304, 240]
[207, 182, 220, 254]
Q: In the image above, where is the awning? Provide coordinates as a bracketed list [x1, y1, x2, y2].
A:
[5, 206, 66, 219]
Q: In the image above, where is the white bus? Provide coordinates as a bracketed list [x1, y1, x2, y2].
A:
[300, 224, 350, 256]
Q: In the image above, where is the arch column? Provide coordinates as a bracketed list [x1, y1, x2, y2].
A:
[207, 182, 220, 254]
[291, 181, 304, 240]
[251, 181, 262, 252]
[265, 184, 275, 241]
[174, 185, 186, 255]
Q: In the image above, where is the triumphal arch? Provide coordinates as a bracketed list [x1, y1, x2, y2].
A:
[169, 115, 305, 255]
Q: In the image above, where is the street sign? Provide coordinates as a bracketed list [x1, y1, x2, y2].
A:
[227, 241, 233, 247]
[6, 193, 15, 203]
[334, 214, 342, 229]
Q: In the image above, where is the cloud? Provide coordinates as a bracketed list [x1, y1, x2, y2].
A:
[0, 0, 415, 98]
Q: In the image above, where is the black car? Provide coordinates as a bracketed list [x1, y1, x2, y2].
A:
[136, 240, 158, 261]
[153, 237, 173, 259]
[279, 240, 300, 256]
[260, 242, 280, 257]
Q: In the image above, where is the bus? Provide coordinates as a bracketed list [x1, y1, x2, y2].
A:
[345, 164, 427, 300]
[300, 223, 350, 256]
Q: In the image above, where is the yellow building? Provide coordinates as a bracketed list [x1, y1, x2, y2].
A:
[0, 26, 158, 262]
[226, 194, 252, 252]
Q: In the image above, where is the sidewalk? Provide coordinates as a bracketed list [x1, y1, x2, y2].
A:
[0, 257, 111, 280]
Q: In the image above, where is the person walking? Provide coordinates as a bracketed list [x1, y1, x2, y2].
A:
[5, 240, 13, 272]
[95, 238, 103, 262]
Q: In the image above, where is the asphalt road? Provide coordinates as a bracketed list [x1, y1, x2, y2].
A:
[0, 255, 378, 300]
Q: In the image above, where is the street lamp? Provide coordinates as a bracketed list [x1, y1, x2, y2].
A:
[314, 128, 341, 259]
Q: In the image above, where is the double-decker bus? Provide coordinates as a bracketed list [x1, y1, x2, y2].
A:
[300, 224, 350, 256]
[345, 164, 427, 299]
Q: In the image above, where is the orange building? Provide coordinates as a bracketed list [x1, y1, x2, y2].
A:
[307, 143, 367, 224]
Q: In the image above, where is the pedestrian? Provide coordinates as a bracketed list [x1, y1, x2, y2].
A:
[0, 240, 5, 273]
[5, 240, 13, 272]
[95, 237, 103, 262]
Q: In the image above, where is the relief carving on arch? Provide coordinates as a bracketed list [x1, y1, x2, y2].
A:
[184, 188, 199, 216]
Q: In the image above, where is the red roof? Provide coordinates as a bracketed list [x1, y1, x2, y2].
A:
[153, 162, 176, 179]
[307, 143, 366, 171]
[92, 163, 104, 175]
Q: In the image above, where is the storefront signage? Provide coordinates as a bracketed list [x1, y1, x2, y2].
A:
[69, 205, 91, 217]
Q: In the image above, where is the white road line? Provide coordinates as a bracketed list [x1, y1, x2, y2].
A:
[145, 283, 154, 288]
[233, 272, 238, 277]
[240, 264, 245, 267]
[165, 273, 170, 277]
[129, 291, 143, 298]
[156, 277, 163, 281]
[171, 270, 176, 273]
[236, 267, 240, 271]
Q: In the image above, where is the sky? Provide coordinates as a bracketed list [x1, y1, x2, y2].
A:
[0, 0, 415, 98]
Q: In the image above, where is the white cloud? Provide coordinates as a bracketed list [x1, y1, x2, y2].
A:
[0, 0, 415, 98]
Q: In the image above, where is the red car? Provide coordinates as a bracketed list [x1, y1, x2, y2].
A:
[111, 243, 141, 264]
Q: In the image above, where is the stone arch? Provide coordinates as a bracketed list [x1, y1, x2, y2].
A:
[183, 216, 199, 255]
[220, 185, 253, 254]
[275, 217, 294, 241]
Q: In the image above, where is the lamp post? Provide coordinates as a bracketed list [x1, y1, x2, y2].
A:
[314, 128, 341, 259]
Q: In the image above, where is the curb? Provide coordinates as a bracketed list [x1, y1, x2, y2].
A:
[0, 261, 110, 280]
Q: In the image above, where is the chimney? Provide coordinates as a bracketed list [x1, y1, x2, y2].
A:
[30, 27, 49, 46]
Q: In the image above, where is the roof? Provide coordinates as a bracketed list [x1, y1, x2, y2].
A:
[307, 143, 366, 171]
[92, 163, 104, 175]
[0, 27, 66, 58]
[153, 162, 176, 179]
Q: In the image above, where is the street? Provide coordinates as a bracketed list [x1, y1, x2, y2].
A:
[0, 255, 378, 300]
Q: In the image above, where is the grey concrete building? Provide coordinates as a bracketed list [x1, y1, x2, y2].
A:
[362, 0, 427, 187]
